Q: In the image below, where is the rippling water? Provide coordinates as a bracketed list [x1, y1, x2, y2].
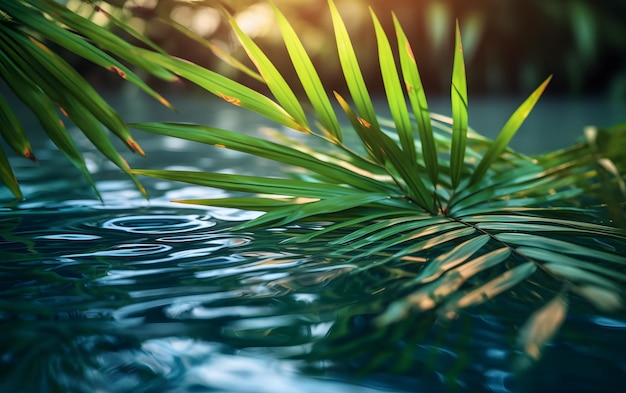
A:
[1, 92, 625, 392]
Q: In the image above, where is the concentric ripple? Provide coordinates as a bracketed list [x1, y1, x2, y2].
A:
[101, 214, 216, 234]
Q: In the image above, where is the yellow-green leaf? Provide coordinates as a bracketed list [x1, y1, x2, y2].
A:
[328, 0, 379, 131]
[224, 7, 309, 130]
[371, 9, 415, 162]
[272, 2, 341, 140]
[393, 13, 438, 185]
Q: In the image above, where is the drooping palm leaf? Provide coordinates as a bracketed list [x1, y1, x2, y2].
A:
[0, 0, 177, 199]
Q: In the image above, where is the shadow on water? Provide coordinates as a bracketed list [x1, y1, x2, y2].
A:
[1, 91, 625, 392]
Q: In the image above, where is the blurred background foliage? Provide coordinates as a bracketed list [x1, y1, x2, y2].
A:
[68, 0, 626, 100]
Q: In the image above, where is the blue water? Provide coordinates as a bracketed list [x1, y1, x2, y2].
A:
[1, 91, 625, 392]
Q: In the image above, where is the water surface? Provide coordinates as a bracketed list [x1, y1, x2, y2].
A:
[1, 91, 625, 392]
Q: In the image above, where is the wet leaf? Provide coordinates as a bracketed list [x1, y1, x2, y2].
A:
[132, 122, 390, 194]
[496, 233, 626, 266]
[544, 263, 621, 291]
[131, 170, 356, 198]
[135, 51, 305, 132]
[334, 93, 434, 211]
[234, 193, 390, 230]
[0, 93, 34, 161]
[518, 247, 626, 283]
[375, 273, 465, 325]
[0, 145, 21, 199]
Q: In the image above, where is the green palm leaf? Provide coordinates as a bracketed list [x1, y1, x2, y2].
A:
[0, 0, 181, 199]
[468, 76, 552, 187]
[449, 20, 469, 189]
[334, 93, 434, 211]
[223, 7, 309, 130]
[127, 7, 625, 352]
[163, 17, 264, 83]
[271, 2, 342, 141]
[371, 9, 416, 164]
[515, 294, 568, 365]
[328, 0, 379, 132]
[0, 145, 21, 199]
[135, 51, 305, 132]
[4, 0, 621, 378]
[1, 1, 173, 109]
[234, 193, 391, 230]
[130, 122, 393, 194]
[129, 169, 358, 199]
[0, 93, 34, 161]
[443, 262, 538, 315]
[393, 13, 438, 186]
[31, 0, 176, 81]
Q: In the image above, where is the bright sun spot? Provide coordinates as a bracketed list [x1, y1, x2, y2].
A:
[234, 3, 275, 38]
[191, 8, 221, 36]
[171, 6, 220, 37]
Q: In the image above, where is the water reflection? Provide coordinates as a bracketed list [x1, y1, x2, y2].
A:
[1, 108, 626, 391]
[0, 203, 423, 392]
[1, 201, 626, 392]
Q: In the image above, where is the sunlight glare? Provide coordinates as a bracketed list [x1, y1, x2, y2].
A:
[234, 3, 275, 38]
[191, 7, 221, 37]
[162, 5, 221, 39]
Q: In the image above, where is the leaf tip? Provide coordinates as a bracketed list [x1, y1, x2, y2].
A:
[23, 148, 37, 162]
[127, 138, 145, 156]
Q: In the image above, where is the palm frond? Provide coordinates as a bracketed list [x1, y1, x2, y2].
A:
[0, 0, 176, 199]
[94, 0, 626, 372]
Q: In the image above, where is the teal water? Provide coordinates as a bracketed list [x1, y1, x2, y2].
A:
[1, 91, 625, 392]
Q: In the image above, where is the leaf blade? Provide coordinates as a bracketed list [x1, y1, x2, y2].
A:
[135, 51, 305, 132]
[450, 20, 468, 189]
[469, 76, 552, 186]
[328, 0, 379, 130]
[272, 3, 342, 140]
[371, 9, 415, 162]
[393, 13, 438, 185]
[224, 8, 309, 129]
